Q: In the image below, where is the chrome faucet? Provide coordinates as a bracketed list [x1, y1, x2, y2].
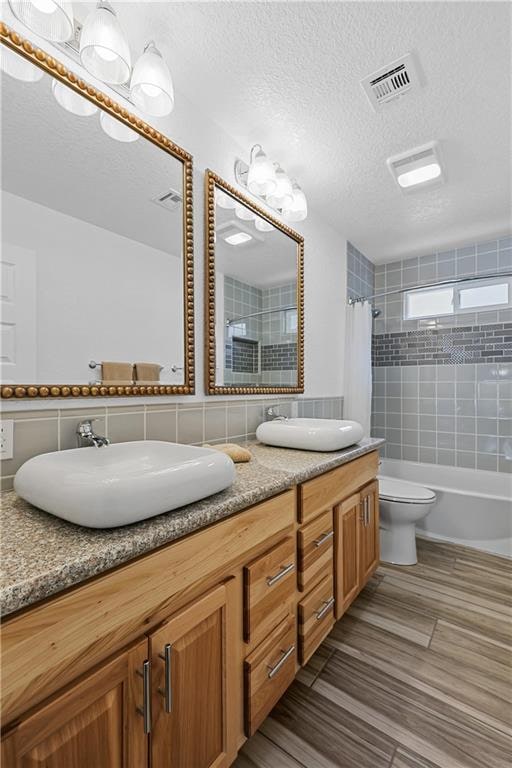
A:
[76, 419, 110, 448]
[265, 407, 288, 422]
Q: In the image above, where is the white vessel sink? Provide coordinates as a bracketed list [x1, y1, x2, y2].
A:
[256, 418, 364, 452]
[14, 441, 236, 528]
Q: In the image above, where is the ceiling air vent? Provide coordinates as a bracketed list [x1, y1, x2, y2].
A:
[361, 53, 420, 112]
[151, 188, 183, 212]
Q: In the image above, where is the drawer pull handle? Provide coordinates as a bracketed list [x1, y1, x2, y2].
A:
[266, 562, 295, 587]
[313, 530, 334, 548]
[136, 659, 152, 734]
[267, 644, 295, 679]
[315, 597, 335, 621]
[158, 643, 172, 713]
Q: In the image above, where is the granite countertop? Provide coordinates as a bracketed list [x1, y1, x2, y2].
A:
[0, 438, 384, 617]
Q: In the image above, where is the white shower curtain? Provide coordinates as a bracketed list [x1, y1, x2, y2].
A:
[344, 301, 372, 437]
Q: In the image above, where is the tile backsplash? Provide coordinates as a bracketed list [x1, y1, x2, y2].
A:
[0, 396, 344, 490]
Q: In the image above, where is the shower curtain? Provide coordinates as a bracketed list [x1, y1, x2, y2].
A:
[344, 301, 372, 437]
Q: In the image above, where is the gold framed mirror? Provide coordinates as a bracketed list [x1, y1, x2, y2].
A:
[0, 25, 195, 400]
[205, 170, 304, 395]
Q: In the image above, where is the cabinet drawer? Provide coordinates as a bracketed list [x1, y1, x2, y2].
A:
[298, 574, 334, 665]
[244, 536, 295, 646]
[299, 451, 379, 524]
[297, 509, 334, 592]
[244, 616, 296, 737]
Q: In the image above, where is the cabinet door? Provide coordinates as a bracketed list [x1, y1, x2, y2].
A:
[149, 581, 236, 768]
[359, 480, 380, 583]
[334, 493, 361, 619]
[1, 640, 148, 768]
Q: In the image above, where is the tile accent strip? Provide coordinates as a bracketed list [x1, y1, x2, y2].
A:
[372, 322, 512, 367]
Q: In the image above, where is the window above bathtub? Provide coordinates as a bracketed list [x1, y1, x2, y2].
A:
[403, 276, 512, 320]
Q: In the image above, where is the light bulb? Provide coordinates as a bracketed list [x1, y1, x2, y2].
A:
[247, 145, 277, 196]
[282, 182, 307, 222]
[235, 203, 255, 221]
[0, 44, 44, 82]
[266, 165, 293, 210]
[79, 1, 131, 85]
[255, 218, 274, 232]
[130, 41, 174, 117]
[99, 110, 139, 142]
[52, 78, 98, 116]
[8, 0, 74, 42]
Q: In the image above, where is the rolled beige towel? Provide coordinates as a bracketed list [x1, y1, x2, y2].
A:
[101, 361, 134, 384]
[203, 443, 252, 463]
[134, 362, 161, 383]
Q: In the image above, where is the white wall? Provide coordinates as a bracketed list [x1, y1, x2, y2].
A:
[1, 15, 348, 409]
[3, 192, 183, 383]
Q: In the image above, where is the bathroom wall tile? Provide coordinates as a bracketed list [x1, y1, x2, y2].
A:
[419, 414, 436, 430]
[498, 457, 512, 472]
[402, 445, 419, 461]
[1, 417, 58, 476]
[437, 432, 455, 450]
[419, 447, 436, 463]
[177, 408, 204, 444]
[456, 451, 476, 469]
[2, 409, 59, 420]
[107, 412, 144, 443]
[204, 407, 227, 442]
[386, 443, 402, 459]
[1, 475, 15, 491]
[437, 449, 455, 466]
[146, 409, 177, 443]
[246, 403, 264, 434]
[419, 431, 436, 448]
[227, 406, 246, 439]
[477, 453, 498, 471]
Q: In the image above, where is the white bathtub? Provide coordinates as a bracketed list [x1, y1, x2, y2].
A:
[379, 459, 512, 558]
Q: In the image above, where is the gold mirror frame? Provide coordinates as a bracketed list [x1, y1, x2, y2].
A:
[0, 24, 195, 400]
[205, 170, 304, 395]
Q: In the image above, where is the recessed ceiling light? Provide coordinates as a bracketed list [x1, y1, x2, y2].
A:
[224, 232, 253, 246]
[387, 141, 444, 193]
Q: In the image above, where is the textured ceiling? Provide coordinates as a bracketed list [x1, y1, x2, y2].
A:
[7, 2, 512, 264]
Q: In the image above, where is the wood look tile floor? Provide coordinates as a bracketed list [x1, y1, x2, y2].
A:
[234, 538, 512, 768]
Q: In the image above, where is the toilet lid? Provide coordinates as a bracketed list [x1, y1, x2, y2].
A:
[378, 475, 436, 503]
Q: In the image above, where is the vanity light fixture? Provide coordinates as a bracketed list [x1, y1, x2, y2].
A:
[246, 145, 277, 196]
[235, 203, 256, 221]
[281, 181, 308, 222]
[234, 147, 308, 221]
[52, 78, 98, 116]
[8, 0, 74, 42]
[130, 41, 174, 117]
[79, 0, 131, 85]
[0, 42, 44, 81]
[254, 218, 274, 232]
[266, 164, 293, 209]
[387, 141, 444, 193]
[224, 232, 253, 246]
[99, 110, 139, 142]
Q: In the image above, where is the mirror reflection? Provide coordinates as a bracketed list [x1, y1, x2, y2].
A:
[212, 185, 301, 389]
[1, 55, 187, 389]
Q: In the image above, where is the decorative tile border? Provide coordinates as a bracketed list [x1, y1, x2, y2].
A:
[373, 323, 512, 367]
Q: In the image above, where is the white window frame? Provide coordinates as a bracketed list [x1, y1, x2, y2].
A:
[403, 277, 511, 320]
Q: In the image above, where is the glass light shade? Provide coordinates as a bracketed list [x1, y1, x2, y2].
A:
[80, 2, 131, 85]
[130, 42, 174, 117]
[215, 190, 236, 209]
[0, 44, 44, 81]
[52, 78, 98, 116]
[247, 147, 277, 196]
[254, 217, 274, 232]
[235, 203, 256, 221]
[99, 110, 139, 142]
[8, 0, 74, 42]
[282, 183, 308, 222]
[266, 166, 293, 209]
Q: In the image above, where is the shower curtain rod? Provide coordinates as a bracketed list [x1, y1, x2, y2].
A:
[348, 270, 512, 305]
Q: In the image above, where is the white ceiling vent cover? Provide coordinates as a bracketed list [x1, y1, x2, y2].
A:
[151, 188, 183, 211]
[361, 53, 420, 111]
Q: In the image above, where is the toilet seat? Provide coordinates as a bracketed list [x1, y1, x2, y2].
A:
[378, 475, 436, 505]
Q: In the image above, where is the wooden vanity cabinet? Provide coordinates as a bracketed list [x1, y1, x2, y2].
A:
[149, 581, 237, 768]
[1, 640, 149, 768]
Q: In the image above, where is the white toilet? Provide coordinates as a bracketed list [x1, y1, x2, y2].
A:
[378, 476, 436, 565]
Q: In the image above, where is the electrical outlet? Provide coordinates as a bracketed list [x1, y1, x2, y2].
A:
[0, 420, 14, 460]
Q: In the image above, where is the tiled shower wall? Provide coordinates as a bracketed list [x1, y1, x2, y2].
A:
[0, 396, 344, 490]
[370, 235, 512, 473]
